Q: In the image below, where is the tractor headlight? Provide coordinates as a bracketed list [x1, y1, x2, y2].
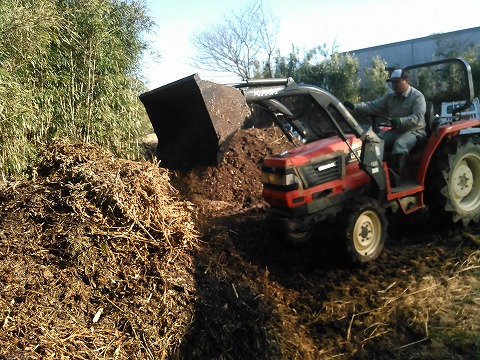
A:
[262, 172, 298, 186]
[261, 166, 300, 190]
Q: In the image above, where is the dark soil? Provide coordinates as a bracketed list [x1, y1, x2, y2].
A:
[1, 128, 479, 359]
[172, 127, 480, 359]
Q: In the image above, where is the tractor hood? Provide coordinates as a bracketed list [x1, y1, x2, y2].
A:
[263, 134, 363, 168]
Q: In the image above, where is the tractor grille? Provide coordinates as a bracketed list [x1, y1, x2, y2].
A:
[299, 156, 343, 188]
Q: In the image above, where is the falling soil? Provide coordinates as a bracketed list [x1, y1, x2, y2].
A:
[1, 128, 479, 359]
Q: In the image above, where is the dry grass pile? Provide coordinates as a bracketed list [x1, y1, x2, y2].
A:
[0, 140, 199, 359]
[0, 135, 317, 360]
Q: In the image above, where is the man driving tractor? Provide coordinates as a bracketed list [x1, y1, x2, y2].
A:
[344, 69, 427, 185]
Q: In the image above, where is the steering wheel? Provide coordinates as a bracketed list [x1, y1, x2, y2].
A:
[357, 114, 393, 133]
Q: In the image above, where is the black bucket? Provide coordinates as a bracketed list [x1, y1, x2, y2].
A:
[140, 74, 250, 171]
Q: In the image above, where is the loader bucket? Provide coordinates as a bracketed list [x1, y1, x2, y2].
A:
[139, 74, 250, 171]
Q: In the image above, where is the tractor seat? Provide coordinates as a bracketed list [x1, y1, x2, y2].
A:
[410, 101, 435, 155]
[425, 101, 435, 136]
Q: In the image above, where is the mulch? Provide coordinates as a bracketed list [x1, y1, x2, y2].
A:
[0, 140, 199, 359]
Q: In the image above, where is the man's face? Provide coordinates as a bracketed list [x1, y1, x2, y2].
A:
[391, 78, 409, 95]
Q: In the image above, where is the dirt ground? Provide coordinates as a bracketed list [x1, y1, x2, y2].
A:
[1, 128, 479, 359]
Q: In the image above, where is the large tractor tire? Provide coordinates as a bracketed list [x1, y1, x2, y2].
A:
[343, 197, 387, 264]
[427, 136, 480, 226]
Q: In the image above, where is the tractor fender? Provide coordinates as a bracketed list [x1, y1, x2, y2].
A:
[416, 118, 480, 185]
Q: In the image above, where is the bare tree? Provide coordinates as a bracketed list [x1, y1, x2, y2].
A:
[191, 1, 278, 80]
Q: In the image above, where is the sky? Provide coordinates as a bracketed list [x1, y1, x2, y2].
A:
[142, 0, 479, 90]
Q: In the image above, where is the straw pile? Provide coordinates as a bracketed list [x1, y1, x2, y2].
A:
[0, 140, 199, 359]
[0, 133, 315, 360]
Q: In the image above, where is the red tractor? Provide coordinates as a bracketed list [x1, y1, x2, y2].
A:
[140, 58, 480, 264]
[237, 58, 480, 263]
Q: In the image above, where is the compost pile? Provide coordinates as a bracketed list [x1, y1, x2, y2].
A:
[171, 126, 289, 218]
[0, 140, 200, 358]
[1, 129, 480, 359]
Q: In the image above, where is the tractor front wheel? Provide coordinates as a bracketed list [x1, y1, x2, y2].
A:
[343, 197, 387, 264]
[284, 227, 314, 244]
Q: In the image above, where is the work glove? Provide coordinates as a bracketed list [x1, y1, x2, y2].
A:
[344, 101, 355, 110]
[390, 117, 401, 127]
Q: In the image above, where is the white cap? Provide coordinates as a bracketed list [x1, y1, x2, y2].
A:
[390, 69, 403, 78]
[386, 69, 408, 82]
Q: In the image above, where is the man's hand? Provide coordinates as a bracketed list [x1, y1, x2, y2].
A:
[390, 117, 401, 127]
[344, 101, 355, 110]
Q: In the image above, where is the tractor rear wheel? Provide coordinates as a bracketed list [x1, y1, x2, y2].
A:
[427, 137, 480, 225]
[343, 197, 387, 264]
